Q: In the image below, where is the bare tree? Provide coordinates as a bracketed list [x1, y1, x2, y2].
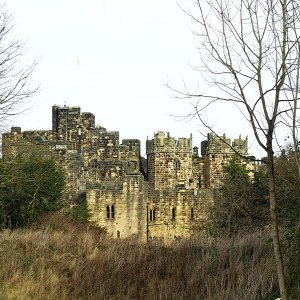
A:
[0, 4, 36, 130]
[174, 0, 300, 298]
[283, 0, 300, 179]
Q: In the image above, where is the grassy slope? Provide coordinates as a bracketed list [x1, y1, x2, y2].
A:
[0, 212, 278, 300]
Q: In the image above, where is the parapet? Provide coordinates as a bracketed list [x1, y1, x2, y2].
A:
[146, 131, 192, 155]
[232, 136, 248, 155]
[121, 139, 141, 155]
[201, 133, 248, 155]
[177, 135, 192, 150]
[11, 127, 22, 134]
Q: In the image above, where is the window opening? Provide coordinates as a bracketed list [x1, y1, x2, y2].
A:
[91, 159, 97, 168]
[191, 208, 194, 219]
[174, 159, 180, 170]
[172, 207, 176, 220]
[106, 205, 110, 219]
[198, 177, 201, 188]
[111, 205, 115, 219]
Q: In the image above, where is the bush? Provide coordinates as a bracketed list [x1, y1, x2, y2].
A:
[0, 154, 64, 228]
[210, 159, 269, 236]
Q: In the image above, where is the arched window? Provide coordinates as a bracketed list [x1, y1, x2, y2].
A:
[149, 209, 153, 221]
[153, 209, 156, 221]
[106, 205, 110, 219]
[111, 205, 115, 219]
[191, 208, 194, 219]
[174, 159, 180, 170]
[172, 207, 176, 220]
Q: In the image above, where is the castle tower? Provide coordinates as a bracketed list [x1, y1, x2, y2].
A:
[52, 104, 95, 141]
[201, 133, 250, 188]
[52, 105, 79, 140]
[146, 131, 193, 190]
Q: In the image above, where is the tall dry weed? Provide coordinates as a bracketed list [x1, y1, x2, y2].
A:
[0, 212, 278, 299]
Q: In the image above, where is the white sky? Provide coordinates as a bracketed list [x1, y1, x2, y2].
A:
[5, 0, 262, 157]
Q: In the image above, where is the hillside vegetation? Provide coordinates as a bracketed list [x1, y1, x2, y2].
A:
[0, 152, 299, 299]
[0, 212, 279, 300]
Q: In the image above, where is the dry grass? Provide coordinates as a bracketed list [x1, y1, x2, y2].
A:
[0, 212, 278, 300]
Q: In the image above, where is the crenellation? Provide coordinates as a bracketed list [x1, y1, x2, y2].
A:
[11, 126, 22, 134]
[2, 104, 256, 243]
[200, 133, 253, 188]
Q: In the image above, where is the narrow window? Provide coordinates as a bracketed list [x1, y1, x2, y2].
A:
[149, 209, 153, 221]
[106, 205, 110, 219]
[191, 208, 194, 219]
[172, 207, 176, 220]
[198, 177, 201, 188]
[117, 230, 120, 238]
[153, 209, 156, 221]
[174, 159, 180, 170]
[91, 159, 97, 168]
[111, 205, 115, 219]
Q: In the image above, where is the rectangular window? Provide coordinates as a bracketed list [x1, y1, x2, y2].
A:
[111, 205, 115, 219]
[172, 207, 176, 220]
[191, 208, 194, 219]
[106, 205, 110, 219]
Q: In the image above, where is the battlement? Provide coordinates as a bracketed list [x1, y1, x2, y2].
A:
[121, 139, 140, 152]
[146, 131, 192, 155]
[11, 126, 22, 134]
[177, 136, 193, 150]
[232, 136, 248, 155]
[201, 133, 248, 156]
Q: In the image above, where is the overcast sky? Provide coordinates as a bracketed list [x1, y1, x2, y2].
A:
[5, 0, 261, 157]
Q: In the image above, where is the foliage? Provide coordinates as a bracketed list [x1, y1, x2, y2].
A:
[68, 193, 91, 224]
[66, 194, 106, 235]
[178, 0, 300, 297]
[273, 151, 300, 297]
[211, 159, 268, 235]
[210, 153, 300, 296]
[213, 153, 300, 296]
[274, 152, 300, 216]
[0, 154, 64, 228]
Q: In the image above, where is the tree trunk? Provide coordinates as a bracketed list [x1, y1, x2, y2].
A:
[267, 149, 289, 300]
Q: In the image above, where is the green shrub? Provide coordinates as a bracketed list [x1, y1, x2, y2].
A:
[0, 154, 64, 228]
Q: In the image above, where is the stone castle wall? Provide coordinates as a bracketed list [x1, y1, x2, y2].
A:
[86, 175, 214, 243]
[87, 175, 146, 240]
[1, 105, 256, 242]
[145, 188, 213, 243]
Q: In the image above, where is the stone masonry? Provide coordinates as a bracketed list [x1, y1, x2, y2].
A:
[2, 105, 256, 242]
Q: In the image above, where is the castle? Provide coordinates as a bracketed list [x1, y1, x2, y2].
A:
[2, 105, 255, 242]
